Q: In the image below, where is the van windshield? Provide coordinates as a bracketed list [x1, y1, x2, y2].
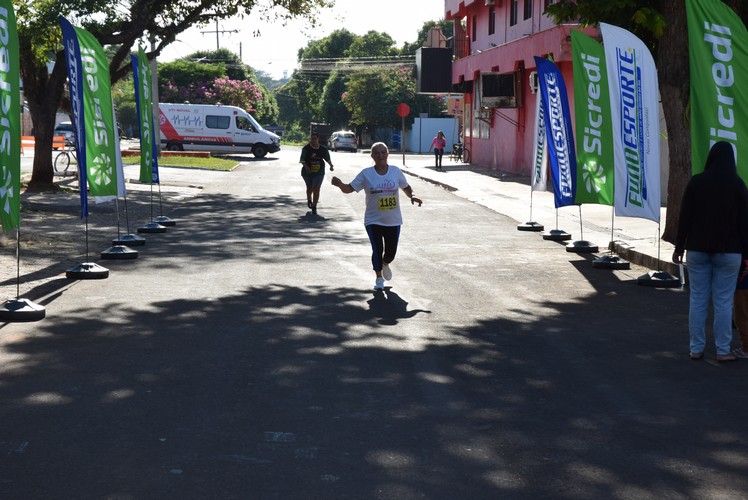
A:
[236, 116, 258, 133]
[244, 112, 263, 131]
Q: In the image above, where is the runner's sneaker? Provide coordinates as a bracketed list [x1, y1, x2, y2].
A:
[733, 347, 748, 358]
[374, 277, 385, 290]
[382, 263, 392, 281]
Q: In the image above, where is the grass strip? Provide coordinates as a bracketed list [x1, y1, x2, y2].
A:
[122, 155, 238, 171]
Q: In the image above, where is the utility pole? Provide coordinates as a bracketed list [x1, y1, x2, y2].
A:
[201, 18, 238, 51]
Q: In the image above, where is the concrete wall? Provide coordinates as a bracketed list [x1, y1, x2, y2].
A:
[407, 117, 460, 154]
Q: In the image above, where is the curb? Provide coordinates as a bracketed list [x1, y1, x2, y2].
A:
[402, 169, 457, 192]
[611, 240, 681, 278]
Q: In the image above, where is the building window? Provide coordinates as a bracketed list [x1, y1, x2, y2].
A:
[474, 78, 490, 140]
[544, 0, 558, 10]
[488, 7, 495, 36]
[472, 15, 477, 41]
[510, 0, 518, 26]
[524, 0, 533, 20]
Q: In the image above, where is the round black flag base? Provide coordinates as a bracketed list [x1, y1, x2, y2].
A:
[566, 240, 599, 253]
[113, 233, 146, 247]
[65, 262, 109, 280]
[542, 229, 572, 241]
[592, 254, 631, 270]
[153, 215, 176, 227]
[0, 298, 46, 322]
[137, 221, 167, 234]
[517, 221, 544, 232]
[100, 245, 138, 260]
[637, 270, 681, 288]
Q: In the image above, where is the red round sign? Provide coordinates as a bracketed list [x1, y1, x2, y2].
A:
[396, 103, 410, 118]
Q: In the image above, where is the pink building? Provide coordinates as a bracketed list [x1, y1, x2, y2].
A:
[442, 0, 598, 175]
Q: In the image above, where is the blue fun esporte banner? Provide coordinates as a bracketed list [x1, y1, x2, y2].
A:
[534, 56, 577, 208]
[60, 17, 88, 217]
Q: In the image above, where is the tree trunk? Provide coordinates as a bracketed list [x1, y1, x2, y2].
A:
[658, 0, 690, 243]
[19, 40, 68, 191]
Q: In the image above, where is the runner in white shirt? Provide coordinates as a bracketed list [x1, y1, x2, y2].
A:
[331, 142, 423, 290]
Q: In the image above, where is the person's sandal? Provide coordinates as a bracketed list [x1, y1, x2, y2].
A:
[716, 353, 739, 363]
[689, 352, 704, 360]
[733, 348, 748, 359]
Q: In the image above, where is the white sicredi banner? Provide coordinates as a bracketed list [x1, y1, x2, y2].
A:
[600, 22, 661, 222]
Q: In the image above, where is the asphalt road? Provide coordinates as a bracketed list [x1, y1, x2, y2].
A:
[0, 146, 746, 499]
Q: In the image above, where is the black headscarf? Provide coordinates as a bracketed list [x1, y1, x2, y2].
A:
[704, 140, 738, 178]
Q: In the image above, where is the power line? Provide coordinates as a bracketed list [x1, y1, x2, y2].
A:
[298, 55, 416, 75]
[200, 18, 238, 51]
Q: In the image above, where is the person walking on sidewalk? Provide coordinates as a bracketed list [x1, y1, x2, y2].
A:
[300, 132, 334, 215]
[331, 142, 422, 290]
[428, 131, 447, 171]
[673, 141, 748, 362]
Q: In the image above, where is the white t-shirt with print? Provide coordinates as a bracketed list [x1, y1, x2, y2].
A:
[350, 165, 410, 226]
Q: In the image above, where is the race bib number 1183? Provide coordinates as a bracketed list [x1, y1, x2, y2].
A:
[377, 195, 397, 211]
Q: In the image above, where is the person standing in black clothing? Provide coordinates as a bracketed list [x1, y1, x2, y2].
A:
[300, 133, 334, 215]
[673, 141, 748, 362]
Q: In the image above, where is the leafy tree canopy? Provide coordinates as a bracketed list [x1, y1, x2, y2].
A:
[158, 51, 278, 123]
[278, 19, 449, 138]
[299, 29, 357, 61]
[347, 31, 399, 58]
[343, 67, 445, 130]
[320, 71, 350, 130]
[158, 60, 227, 90]
[545, 0, 665, 47]
[186, 48, 252, 81]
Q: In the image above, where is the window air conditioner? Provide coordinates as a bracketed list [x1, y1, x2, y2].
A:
[481, 72, 519, 108]
[529, 71, 539, 94]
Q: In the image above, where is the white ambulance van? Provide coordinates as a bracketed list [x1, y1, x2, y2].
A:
[158, 103, 281, 158]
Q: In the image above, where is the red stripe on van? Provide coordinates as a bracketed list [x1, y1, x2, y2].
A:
[159, 109, 183, 141]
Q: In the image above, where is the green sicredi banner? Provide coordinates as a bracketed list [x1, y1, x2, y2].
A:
[0, 0, 20, 231]
[687, 0, 748, 179]
[133, 46, 155, 183]
[61, 18, 118, 201]
[571, 30, 614, 206]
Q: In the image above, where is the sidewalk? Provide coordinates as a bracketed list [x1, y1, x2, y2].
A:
[398, 154, 680, 279]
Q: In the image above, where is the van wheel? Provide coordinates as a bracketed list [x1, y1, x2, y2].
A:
[252, 144, 268, 158]
[167, 143, 183, 152]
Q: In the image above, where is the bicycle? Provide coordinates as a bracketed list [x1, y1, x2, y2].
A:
[53, 139, 77, 175]
[450, 142, 471, 164]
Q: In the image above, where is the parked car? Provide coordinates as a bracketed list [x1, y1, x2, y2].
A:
[328, 130, 357, 152]
[53, 121, 75, 149]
